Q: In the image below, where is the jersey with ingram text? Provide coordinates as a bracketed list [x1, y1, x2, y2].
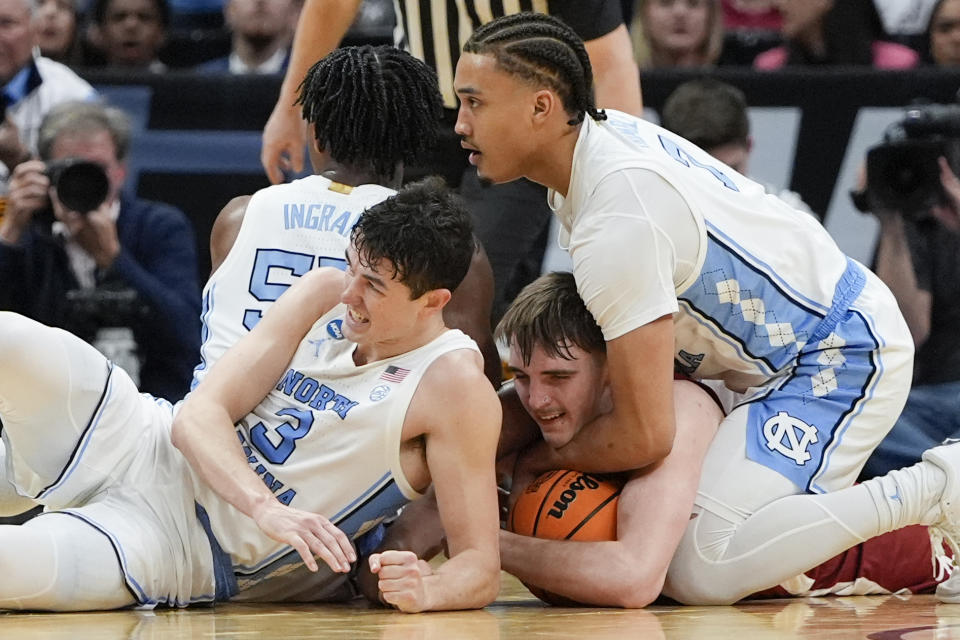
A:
[191, 304, 478, 598]
[191, 176, 395, 389]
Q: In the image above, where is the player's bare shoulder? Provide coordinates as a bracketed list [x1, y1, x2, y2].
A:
[404, 340, 501, 441]
[210, 195, 252, 274]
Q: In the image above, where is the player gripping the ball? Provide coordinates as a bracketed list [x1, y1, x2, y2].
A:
[497, 272, 959, 607]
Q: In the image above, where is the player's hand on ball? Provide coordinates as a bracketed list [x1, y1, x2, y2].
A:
[369, 550, 433, 612]
[252, 500, 356, 573]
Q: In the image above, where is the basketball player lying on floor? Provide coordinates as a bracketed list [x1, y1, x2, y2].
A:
[494, 272, 954, 607]
[0, 179, 501, 612]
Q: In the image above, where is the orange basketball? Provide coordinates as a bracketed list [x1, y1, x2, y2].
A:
[508, 469, 622, 605]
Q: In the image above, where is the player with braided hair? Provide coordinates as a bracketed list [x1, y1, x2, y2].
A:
[456, 12, 960, 605]
[260, 0, 641, 323]
[462, 12, 605, 127]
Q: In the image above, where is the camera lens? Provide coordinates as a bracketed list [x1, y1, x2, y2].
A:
[47, 159, 110, 214]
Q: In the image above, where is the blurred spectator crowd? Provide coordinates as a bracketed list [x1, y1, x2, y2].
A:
[19, 0, 960, 76]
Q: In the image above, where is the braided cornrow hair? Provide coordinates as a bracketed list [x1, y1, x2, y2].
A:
[463, 12, 606, 125]
[296, 45, 444, 178]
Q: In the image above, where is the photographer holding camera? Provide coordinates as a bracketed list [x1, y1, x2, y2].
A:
[0, 101, 200, 401]
[858, 104, 960, 478]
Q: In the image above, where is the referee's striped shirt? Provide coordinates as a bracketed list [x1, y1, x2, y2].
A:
[393, 0, 624, 109]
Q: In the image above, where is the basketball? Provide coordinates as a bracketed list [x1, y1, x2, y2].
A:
[508, 470, 622, 605]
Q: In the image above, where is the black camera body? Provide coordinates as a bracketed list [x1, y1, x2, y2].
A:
[865, 104, 960, 215]
[45, 158, 110, 214]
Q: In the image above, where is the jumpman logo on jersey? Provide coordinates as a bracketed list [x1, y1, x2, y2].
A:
[308, 338, 328, 357]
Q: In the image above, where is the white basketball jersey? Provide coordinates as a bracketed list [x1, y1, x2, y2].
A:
[192, 176, 396, 389]
[550, 111, 858, 391]
[192, 304, 478, 596]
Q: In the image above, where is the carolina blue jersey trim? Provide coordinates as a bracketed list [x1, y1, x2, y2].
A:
[190, 283, 216, 392]
[35, 362, 115, 501]
[195, 502, 238, 600]
[233, 472, 398, 577]
[809, 308, 883, 493]
[677, 298, 779, 376]
[329, 471, 394, 524]
[705, 222, 830, 317]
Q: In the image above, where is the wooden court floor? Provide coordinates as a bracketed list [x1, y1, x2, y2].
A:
[3, 572, 960, 639]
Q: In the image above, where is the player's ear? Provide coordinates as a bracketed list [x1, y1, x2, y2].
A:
[421, 288, 452, 312]
[531, 89, 558, 124]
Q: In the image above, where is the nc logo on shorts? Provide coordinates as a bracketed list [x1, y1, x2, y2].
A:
[369, 384, 391, 401]
[327, 319, 344, 339]
[763, 411, 818, 465]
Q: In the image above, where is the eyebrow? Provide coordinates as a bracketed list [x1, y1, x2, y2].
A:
[455, 86, 479, 96]
[345, 250, 388, 290]
[508, 366, 577, 375]
[363, 272, 387, 290]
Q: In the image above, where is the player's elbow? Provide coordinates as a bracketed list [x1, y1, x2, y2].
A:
[475, 575, 501, 608]
[626, 426, 673, 468]
[169, 415, 190, 453]
[649, 431, 674, 462]
[612, 583, 662, 609]
[170, 401, 201, 454]
[602, 559, 666, 608]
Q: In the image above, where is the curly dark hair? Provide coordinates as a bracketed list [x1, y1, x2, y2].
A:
[350, 177, 474, 298]
[296, 45, 444, 178]
[463, 12, 606, 126]
[496, 271, 605, 365]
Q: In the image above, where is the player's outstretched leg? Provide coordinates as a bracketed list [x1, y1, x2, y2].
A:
[0, 513, 133, 610]
[666, 440, 960, 604]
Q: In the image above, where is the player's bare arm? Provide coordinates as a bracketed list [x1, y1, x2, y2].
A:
[172, 267, 356, 573]
[584, 24, 643, 116]
[369, 348, 502, 612]
[261, 0, 364, 183]
[208, 195, 250, 275]
[501, 380, 721, 607]
[521, 316, 677, 475]
[355, 382, 528, 606]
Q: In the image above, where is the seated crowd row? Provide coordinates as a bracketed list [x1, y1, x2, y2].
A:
[25, 0, 960, 77]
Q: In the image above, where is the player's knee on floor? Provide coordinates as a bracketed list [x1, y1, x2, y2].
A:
[665, 528, 746, 605]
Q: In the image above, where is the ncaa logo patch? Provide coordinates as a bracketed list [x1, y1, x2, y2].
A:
[327, 319, 344, 339]
[763, 411, 818, 465]
[369, 384, 391, 401]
